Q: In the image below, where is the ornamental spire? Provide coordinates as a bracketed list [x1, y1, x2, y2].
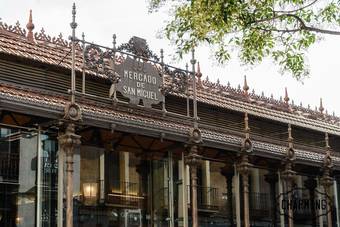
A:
[243, 75, 249, 96]
[319, 98, 324, 114]
[284, 87, 289, 104]
[26, 9, 34, 42]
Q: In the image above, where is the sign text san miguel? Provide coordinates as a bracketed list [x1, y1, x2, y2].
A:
[115, 37, 163, 108]
[116, 57, 162, 107]
[84, 35, 165, 108]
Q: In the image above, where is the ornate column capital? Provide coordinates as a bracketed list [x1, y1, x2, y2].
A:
[237, 153, 252, 176]
[185, 126, 202, 167]
[185, 144, 201, 167]
[58, 123, 81, 153]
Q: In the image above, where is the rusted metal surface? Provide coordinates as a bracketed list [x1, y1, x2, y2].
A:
[58, 123, 81, 227]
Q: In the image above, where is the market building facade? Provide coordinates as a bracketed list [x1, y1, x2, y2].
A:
[1, 6, 340, 227]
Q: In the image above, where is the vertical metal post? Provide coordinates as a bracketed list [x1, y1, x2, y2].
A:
[66, 134, 74, 227]
[100, 151, 105, 201]
[181, 152, 188, 227]
[185, 63, 190, 117]
[240, 156, 250, 227]
[36, 128, 42, 227]
[278, 171, 285, 227]
[317, 178, 324, 227]
[57, 137, 64, 227]
[333, 179, 340, 227]
[190, 154, 198, 227]
[81, 32, 85, 94]
[59, 123, 81, 227]
[112, 34, 118, 103]
[70, 3, 77, 104]
[235, 164, 241, 227]
[190, 49, 197, 123]
[322, 132, 333, 227]
[160, 49, 166, 114]
[168, 151, 174, 227]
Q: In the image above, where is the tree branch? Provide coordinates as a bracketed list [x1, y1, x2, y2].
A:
[256, 27, 301, 33]
[283, 13, 340, 35]
[274, 0, 320, 14]
[251, 13, 340, 35]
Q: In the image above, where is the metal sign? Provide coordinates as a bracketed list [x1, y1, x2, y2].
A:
[82, 35, 187, 108]
[116, 57, 163, 107]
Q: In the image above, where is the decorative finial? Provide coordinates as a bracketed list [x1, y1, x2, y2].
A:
[284, 87, 289, 104]
[300, 102, 302, 107]
[243, 75, 249, 96]
[160, 48, 164, 64]
[333, 111, 335, 117]
[196, 61, 202, 87]
[112, 34, 116, 50]
[70, 3, 77, 30]
[270, 94, 274, 99]
[190, 49, 196, 65]
[261, 91, 264, 97]
[319, 98, 324, 113]
[291, 100, 294, 106]
[185, 63, 189, 72]
[82, 32, 85, 50]
[217, 78, 220, 85]
[205, 75, 209, 82]
[308, 104, 310, 109]
[26, 9, 34, 42]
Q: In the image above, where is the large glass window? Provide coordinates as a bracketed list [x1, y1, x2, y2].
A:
[0, 126, 57, 227]
[73, 138, 186, 227]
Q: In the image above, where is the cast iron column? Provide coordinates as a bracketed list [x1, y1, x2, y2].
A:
[238, 154, 251, 227]
[304, 177, 317, 227]
[185, 47, 202, 227]
[186, 125, 202, 227]
[61, 4, 82, 227]
[281, 124, 296, 227]
[237, 113, 253, 227]
[58, 123, 81, 227]
[265, 173, 278, 227]
[322, 132, 333, 227]
[186, 144, 201, 227]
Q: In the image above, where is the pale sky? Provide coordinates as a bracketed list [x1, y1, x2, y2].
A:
[2, 0, 340, 115]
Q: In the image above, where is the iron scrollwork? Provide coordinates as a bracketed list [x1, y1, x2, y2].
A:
[117, 36, 159, 61]
[161, 66, 188, 94]
[84, 44, 119, 83]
